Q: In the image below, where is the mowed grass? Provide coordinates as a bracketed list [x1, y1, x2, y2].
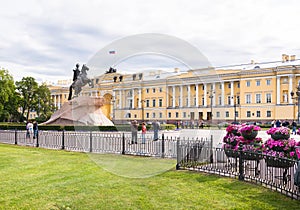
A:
[0, 144, 299, 210]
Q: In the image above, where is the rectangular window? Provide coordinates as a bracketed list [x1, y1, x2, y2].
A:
[237, 96, 240, 104]
[202, 85, 205, 90]
[194, 86, 197, 91]
[183, 112, 186, 118]
[266, 93, 272, 103]
[246, 81, 250, 87]
[256, 111, 261, 117]
[159, 112, 163, 118]
[246, 94, 251, 104]
[129, 99, 133, 108]
[146, 89, 149, 93]
[202, 97, 205, 106]
[228, 83, 231, 88]
[194, 98, 196, 106]
[146, 100, 150, 107]
[176, 112, 179, 118]
[225, 111, 229, 118]
[216, 111, 220, 118]
[267, 110, 271, 117]
[186, 98, 189, 107]
[247, 111, 251, 118]
[159, 87, 163, 92]
[159, 99, 163, 107]
[237, 82, 240, 88]
[153, 88, 156, 93]
[152, 113, 156, 118]
[219, 84, 222, 89]
[256, 94, 261, 103]
[146, 113, 149, 118]
[218, 96, 222, 105]
[235, 111, 238, 117]
[168, 112, 171, 118]
[152, 99, 156, 107]
[227, 96, 231, 105]
[266, 79, 271, 86]
[256, 80, 261, 86]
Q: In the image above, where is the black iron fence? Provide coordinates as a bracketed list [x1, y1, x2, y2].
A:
[176, 142, 300, 200]
[0, 129, 211, 158]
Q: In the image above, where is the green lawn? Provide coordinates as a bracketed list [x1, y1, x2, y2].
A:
[0, 144, 299, 210]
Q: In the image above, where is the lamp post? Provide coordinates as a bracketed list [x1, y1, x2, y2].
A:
[290, 82, 300, 124]
[231, 95, 237, 123]
[207, 90, 215, 125]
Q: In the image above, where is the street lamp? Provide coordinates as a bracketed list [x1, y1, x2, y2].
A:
[231, 95, 237, 123]
[207, 90, 215, 125]
[290, 82, 300, 123]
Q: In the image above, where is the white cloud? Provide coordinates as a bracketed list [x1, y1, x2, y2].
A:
[0, 0, 300, 83]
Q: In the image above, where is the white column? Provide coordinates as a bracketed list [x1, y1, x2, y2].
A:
[166, 87, 169, 107]
[187, 85, 191, 107]
[204, 84, 207, 106]
[54, 95, 57, 108]
[195, 84, 199, 107]
[180, 85, 183, 107]
[57, 95, 61, 109]
[138, 88, 142, 108]
[277, 77, 281, 104]
[132, 89, 135, 109]
[230, 81, 234, 105]
[212, 83, 216, 106]
[221, 82, 225, 106]
[289, 76, 293, 104]
[119, 90, 122, 109]
[172, 86, 176, 108]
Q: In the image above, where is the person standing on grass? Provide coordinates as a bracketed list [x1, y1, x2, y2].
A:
[27, 121, 33, 138]
[33, 121, 38, 139]
[141, 122, 147, 144]
[131, 120, 138, 144]
[152, 120, 160, 141]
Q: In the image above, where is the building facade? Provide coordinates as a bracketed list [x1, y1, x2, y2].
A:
[49, 55, 300, 124]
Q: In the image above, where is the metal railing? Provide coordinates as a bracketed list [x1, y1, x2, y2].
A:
[0, 129, 211, 158]
[176, 143, 300, 200]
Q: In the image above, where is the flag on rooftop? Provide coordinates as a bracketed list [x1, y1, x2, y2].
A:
[109, 50, 116, 54]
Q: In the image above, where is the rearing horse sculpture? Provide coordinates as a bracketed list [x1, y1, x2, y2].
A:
[68, 64, 94, 100]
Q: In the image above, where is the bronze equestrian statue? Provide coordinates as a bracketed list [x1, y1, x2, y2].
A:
[68, 64, 94, 100]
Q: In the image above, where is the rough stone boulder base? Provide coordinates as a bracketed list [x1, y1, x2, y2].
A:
[43, 96, 114, 126]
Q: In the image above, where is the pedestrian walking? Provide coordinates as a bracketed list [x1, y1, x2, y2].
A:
[141, 122, 147, 144]
[292, 120, 297, 135]
[152, 120, 160, 141]
[131, 120, 138, 144]
[26, 121, 33, 138]
[33, 121, 38, 139]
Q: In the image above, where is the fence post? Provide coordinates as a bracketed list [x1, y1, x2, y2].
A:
[122, 133, 125, 155]
[89, 131, 93, 153]
[14, 129, 17, 145]
[36, 131, 39, 148]
[238, 143, 244, 181]
[210, 135, 213, 163]
[161, 133, 165, 158]
[62, 129, 65, 150]
[176, 138, 180, 170]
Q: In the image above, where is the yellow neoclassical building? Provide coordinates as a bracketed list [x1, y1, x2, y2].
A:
[49, 54, 300, 124]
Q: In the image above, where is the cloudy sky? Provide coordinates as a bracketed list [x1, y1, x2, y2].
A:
[1, 0, 300, 83]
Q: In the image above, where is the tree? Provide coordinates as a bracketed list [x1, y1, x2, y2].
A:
[16, 77, 39, 121]
[0, 70, 20, 122]
[33, 83, 55, 121]
[16, 77, 55, 122]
